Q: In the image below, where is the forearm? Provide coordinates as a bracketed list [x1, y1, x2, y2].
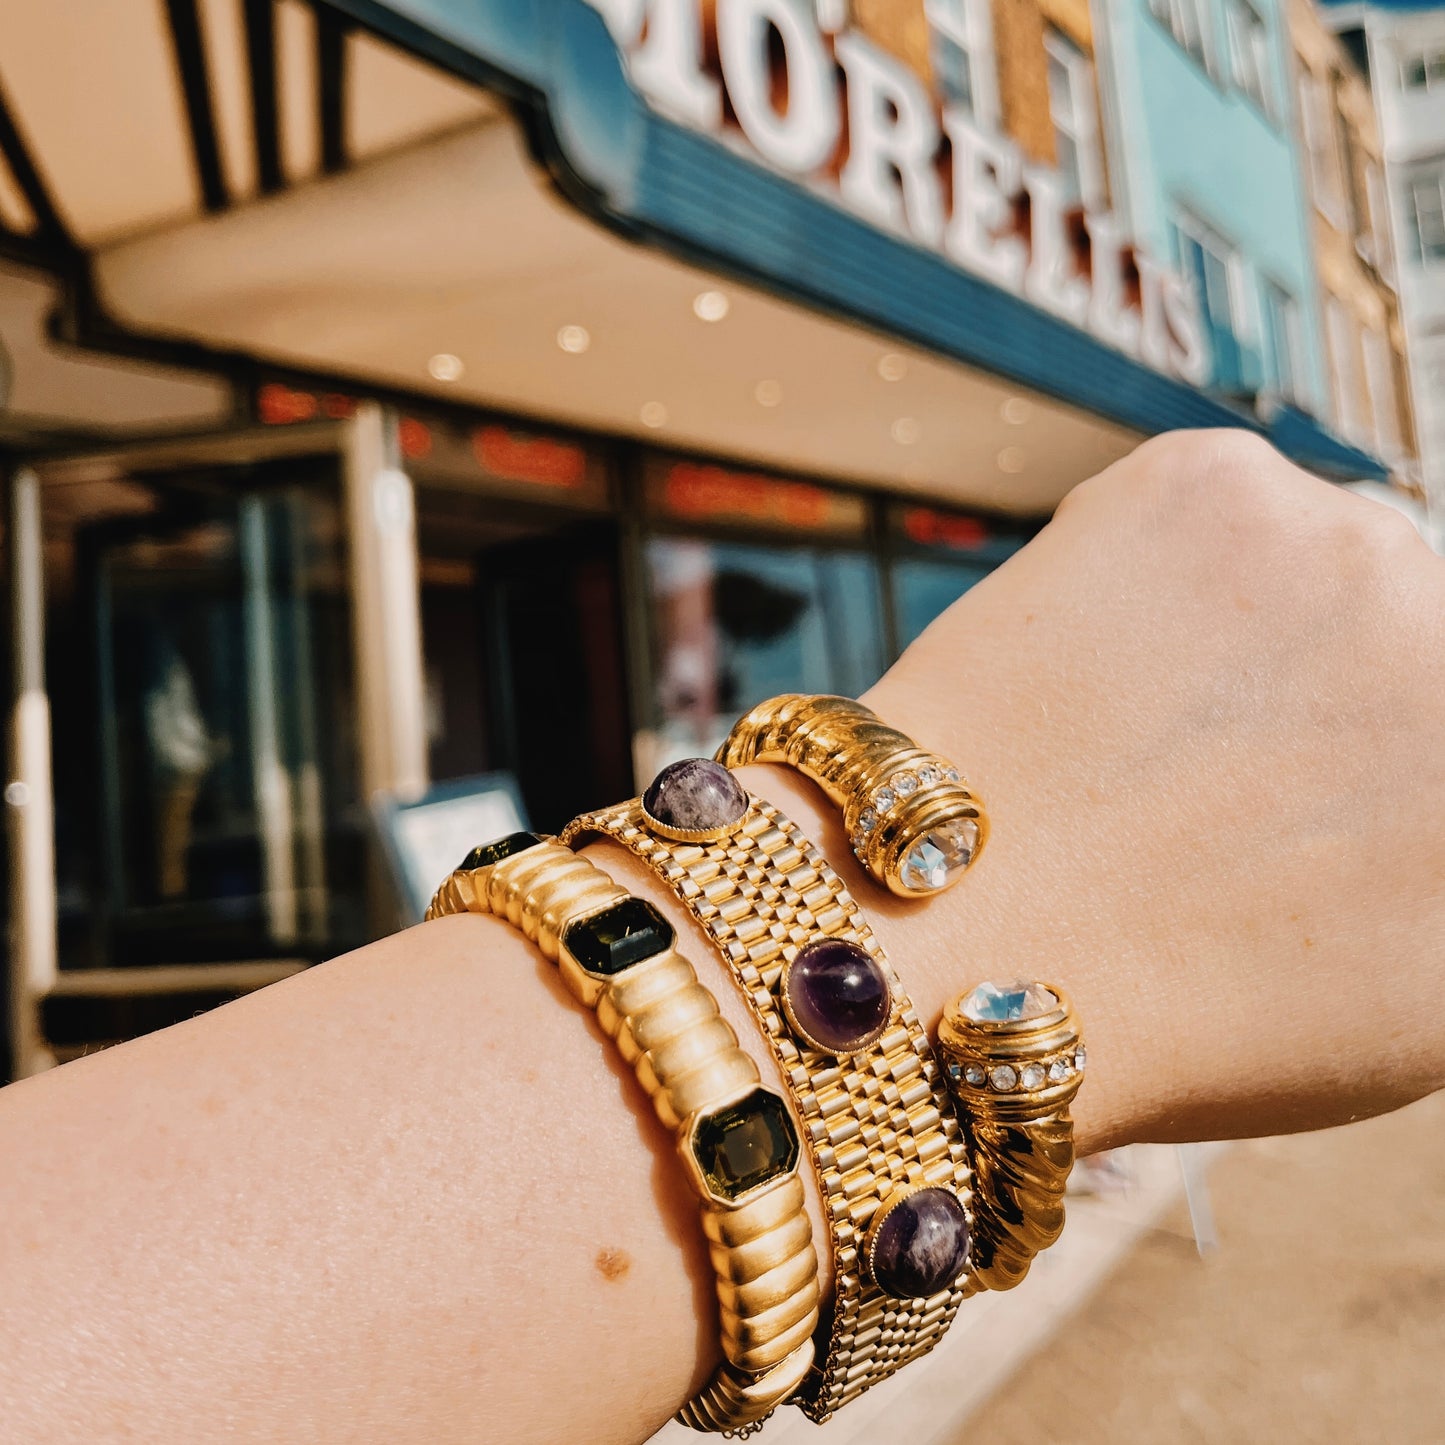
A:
[0, 735, 1137, 1445]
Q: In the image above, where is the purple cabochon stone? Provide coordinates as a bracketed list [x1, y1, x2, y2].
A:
[871, 1188, 971, 1299]
[786, 938, 891, 1053]
[643, 758, 748, 833]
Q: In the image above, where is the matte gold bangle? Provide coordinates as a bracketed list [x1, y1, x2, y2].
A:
[717, 693, 988, 898]
[562, 765, 974, 1424]
[425, 832, 820, 1435]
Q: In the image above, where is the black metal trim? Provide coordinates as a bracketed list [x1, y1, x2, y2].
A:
[243, 0, 283, 195]
[317, 7, 349, 174]
[0, 78, 72, 245]
[163, 0, 229, 213]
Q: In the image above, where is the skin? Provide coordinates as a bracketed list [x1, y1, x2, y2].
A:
[0, 431, 1441, 1443]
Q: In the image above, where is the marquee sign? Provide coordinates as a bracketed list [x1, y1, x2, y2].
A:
[581, 0, 1210, 386]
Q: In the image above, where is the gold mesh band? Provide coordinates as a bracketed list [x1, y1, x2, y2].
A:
[560, 801, 973, 1423]
[426, 840, 820, 1435]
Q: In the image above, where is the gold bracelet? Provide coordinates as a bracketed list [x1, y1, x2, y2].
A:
[717, 693, 989, 898]
[425, 832, 821, 1435]
[719, 695, 1086, 1296]
[562, 764, 974, 1424]
[936, 982, 1085, 1293]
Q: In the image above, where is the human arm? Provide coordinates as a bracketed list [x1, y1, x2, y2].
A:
[2, 430, 1442, 1444]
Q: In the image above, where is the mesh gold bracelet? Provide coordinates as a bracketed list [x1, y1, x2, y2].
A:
[425, 832, 821, 1435]
[719, 693, 1086, 1296]
[562, 762, 974, 1424]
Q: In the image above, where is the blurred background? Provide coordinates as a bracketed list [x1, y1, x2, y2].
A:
[0, 0, 1441, 1434]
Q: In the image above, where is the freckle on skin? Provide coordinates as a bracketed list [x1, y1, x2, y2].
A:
[200, 1096, 225, 1117]
[595, 1247, 630, 1282]
[1303, 937, 1314, 949]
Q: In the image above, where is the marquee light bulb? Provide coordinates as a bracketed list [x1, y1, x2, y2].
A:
[693, 290, 731, 322]
[427, 353, 464, 382]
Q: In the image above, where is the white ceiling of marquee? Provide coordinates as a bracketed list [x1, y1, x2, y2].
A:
[92, 115, 1139, 513]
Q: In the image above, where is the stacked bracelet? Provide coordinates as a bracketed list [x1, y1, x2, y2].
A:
[562, 762, 974, 1423]
[718, 694, 1087, 1298]
[425, 832, 821, 1435]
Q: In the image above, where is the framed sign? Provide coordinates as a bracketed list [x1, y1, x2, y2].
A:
[373, 773, 528, 924]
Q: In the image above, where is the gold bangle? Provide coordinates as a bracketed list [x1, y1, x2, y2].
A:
[425, 832, 820, 1435]
[562, 771, 973, 1424]
[717, 692, 989, 898]
[937, 982, 1086, 1294]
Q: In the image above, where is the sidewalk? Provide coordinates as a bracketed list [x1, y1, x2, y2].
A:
[956, 1090, 1445, 1444]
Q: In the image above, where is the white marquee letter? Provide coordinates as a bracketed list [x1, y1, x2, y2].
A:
[1022, 167, 1089, 326]
[718, 0, 839, 173]
[1162, 269, 1211, 385]
[629, 0, 722, 130]
[942, 109, 1026, 290]
[1082, 212, 1141, 355]
[835, 34, 945, 247]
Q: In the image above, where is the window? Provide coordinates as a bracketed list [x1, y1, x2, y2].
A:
[927, 0, 998, 124]
[1148, 0, 1213, 71]
[1298, 72, 1347, 227]
[1399, 48, 1445, 91]
[1326, 296, 1365, 442]
[641, 537, 886, 773]
[1362, 328, 1400, 457]
[1174, 214, 1255, 393]
[1044, 30, 1104, 209]
[1224, 0, 1273, 115]
[1261, 279, 1301, 403]
[1405, 165, 1445, 264]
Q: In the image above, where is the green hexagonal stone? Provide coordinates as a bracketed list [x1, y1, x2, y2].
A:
[459, 832, 543, 871]
[562, 898, 674, 977]
[693, 1088, 799, 1202]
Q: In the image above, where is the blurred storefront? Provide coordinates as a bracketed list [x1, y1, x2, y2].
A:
[0, 0, 1396, 1075]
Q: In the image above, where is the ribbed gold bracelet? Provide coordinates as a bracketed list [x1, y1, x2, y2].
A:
[718, 693, 988, 898]
[425, 832, 820, 1436]
[562, 763, 974, 1424]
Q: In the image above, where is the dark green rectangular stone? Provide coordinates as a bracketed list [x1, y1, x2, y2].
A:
[692, 1088, 799, 1202]
[460, 832, 543, 871]
[562, 897, 674, 976]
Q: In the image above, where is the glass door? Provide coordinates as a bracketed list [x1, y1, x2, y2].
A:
[80, 474, 361, 966]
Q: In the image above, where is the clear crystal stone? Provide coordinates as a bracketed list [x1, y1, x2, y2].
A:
[1020, 1063, 1047, 1090]
[943, 766, 961, 782]
[959, 979, 1058, 1023]
[988, 1064, 1019, 1091]
[899, 818, 980, 891]
[874, 786, 896, 811]
[917, 764, 941, 788]
[964, 1063, 986, 1087]
[894, 772, 919, 797]
[858, 806, 879, 833]
[947, 1061, 961, 1080]
[1048, 1058, 1070, 1084]
[1074, 1044, 1088, 1071]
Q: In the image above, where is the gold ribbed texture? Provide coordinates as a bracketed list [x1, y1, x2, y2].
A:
[427, 841, 820, 1433]
[561, 802, 972, 1423]
[717, 693, 988, 897]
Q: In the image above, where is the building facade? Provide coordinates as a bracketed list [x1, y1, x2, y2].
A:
[0, 0, 1392, 1077]
[1321, 0, 1445, 506]
[1098, 0, 1330, 411]
[1290, 0, 1417, 473]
